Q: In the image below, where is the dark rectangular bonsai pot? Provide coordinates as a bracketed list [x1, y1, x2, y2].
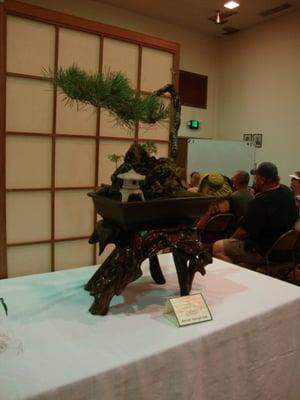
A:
[88, 192, 214, 230]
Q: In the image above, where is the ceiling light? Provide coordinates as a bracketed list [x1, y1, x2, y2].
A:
[224, 1, 240, 9]
[215, 10, 221, 24]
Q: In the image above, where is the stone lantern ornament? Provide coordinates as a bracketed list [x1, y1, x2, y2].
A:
[117, 169, 145, 202]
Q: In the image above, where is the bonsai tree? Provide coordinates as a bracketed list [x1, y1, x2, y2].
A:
[108, 153, 124, 170]
[50, 65, 169, 127]
[140, 141, 158, 156]
[49, 66, 213, 316]
[49, 65, 196, 199]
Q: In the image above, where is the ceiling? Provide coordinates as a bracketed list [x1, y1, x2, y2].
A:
[95, 0, 300, 36]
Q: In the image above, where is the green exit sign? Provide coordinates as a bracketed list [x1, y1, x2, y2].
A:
[188, 120, 200, 129]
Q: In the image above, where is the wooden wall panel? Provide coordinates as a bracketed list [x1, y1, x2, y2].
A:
[176, 137, 188, 169]
[140, 47, 173, 92]
[6, 77, 53, 133]
[6, 191, 51, 243]
[138, 122, 170, 141]
[56, 92, 97, 136]
[153, 142, 169, 158]
[54, 190, 94, 239]
[102, 38, 139, 88]
[1, 0, 179, 278]
[55, 239, 94, 270]
[139, 98, 170, 141]
[99, 110, 135, 138]
[98, 139, 134, 185]
[55, 137, 95, 187]
[0, 1, 6, 278]
[6, 135, 52, 189]
[58, 28, 100, 72]
[7, 15, 55, 76]
[7, 244, 51, 277]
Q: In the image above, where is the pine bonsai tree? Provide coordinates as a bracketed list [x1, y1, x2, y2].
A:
[50, 65, 169, 127]
[48, 65, 196, 199]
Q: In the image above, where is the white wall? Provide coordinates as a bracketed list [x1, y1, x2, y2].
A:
[22, 0, 219, 139]
[218, 11, 300, 185]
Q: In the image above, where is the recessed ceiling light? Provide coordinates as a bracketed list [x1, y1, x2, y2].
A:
[224, 1, 240, 9]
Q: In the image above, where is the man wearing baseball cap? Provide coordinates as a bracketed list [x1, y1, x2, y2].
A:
[289, 171, 300, 210]
[213, 162, 298, 266]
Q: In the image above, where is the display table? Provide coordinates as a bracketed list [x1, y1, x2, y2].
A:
[0, 254, 300, 400]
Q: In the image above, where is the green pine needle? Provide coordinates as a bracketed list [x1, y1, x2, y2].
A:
[47, 65, 169, 128]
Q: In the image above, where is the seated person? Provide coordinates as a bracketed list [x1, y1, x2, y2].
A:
[213, 162, 299, 266]
[196, 173, 233, 230]
[229, 170, 254, 225]
[188, 171, 201, 193]
[289, 171, 300, 211]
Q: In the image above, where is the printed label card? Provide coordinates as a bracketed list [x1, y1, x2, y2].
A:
[165, 293, 212, 327]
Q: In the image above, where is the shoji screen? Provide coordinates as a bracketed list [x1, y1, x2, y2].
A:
[1, 1, 179, 278]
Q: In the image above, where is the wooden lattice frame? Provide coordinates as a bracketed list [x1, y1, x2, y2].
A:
[0, 0, 180, 278]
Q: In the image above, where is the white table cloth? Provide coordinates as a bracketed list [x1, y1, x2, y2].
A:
[0, 254, 299, 400]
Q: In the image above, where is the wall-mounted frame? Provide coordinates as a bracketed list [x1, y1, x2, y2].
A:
[179, 70, 207, 109]
[253, 133, 262, 148]
[243, 133, 252, 142]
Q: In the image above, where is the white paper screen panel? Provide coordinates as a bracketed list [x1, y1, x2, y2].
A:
[6, 77, 53, 133]
[98, 139, 134, 185]
[102, 38, 139, 88]
[156, 143, 169, 158]
[100, 110, 135, 138]
[7, 244, 51, 278]
[6, 191, 51, 243]
[7, 16, 55, 76]
[3, 10, 176, 277]
[6, 135, 52, 189]
[56, 92, 97, 136]
[140, 47, 173, 92]
[139, 98, 170, 141]
[54, 190, 94, 239]
[55, 240, 94, 270]
[55, 137, 95, 187]
[139, 122, 169, 141]
[58, 28, 100, 73]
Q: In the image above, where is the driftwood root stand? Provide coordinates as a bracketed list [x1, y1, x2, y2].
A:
[86, 222, 212, 315]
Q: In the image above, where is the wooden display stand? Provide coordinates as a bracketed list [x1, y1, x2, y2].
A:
[86, 222, 212, 315]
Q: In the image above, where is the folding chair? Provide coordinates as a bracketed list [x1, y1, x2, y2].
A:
[200, 213, 234, 244]
[258, 229, 300, 281]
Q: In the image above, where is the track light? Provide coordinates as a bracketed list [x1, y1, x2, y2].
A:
[224, 1, 240, 9]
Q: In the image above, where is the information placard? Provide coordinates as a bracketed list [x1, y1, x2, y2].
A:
[165, 293, 212, 327]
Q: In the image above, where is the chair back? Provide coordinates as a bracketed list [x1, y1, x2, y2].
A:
[263, 229, 300, 279]
[267, 230, 299, 254]
[201, 213, 234, 243]
[203, 213, 234, 233]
